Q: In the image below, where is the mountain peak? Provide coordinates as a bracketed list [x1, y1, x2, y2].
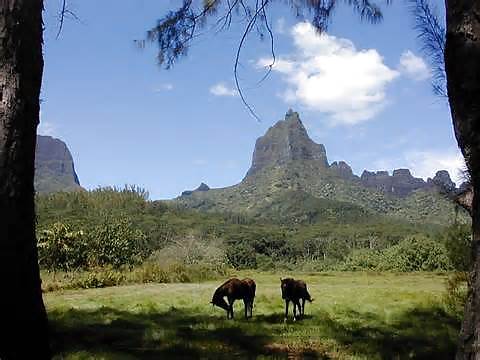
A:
[35, 135, 81, 193]
[245, 110, 329, 177]
[285, 108, 301, 123]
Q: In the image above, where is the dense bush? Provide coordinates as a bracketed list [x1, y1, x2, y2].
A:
[88, 217, 148, 268]
[443, 224, 472, 271]
[341, 235, 453, 272]
[38, 222, 88, 272]
[378, 235, 452, 271]
[38, 217, 149, 271]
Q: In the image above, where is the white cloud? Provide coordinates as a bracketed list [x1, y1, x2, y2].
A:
[209, 83, 237, 97]
[257, 22, 398, 125]
[405, 149, 465, 184]
[154, 83, 174, 92]
[399, 50, 430, 81]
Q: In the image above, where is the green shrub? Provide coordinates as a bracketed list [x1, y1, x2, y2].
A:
[378, 235, 452, 272]
[72, 268, 126, 289]
[444, 272, 469, 318]
[133, 263, 170, 283]
[38, 222, 88, 272]
[339, 235, 452, 272]
[88, 217, 149, 269]
[341, 249, 382, 271]
[444, 224, 472, 271]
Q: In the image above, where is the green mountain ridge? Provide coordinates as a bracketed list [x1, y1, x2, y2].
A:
[174, 110, 467, 226]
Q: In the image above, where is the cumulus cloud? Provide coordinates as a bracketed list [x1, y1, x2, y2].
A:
[209, 83, 237, 97]
[404, 149, 465, 184]
[399, 50, 430, 80]
[257, 22, 398, 125]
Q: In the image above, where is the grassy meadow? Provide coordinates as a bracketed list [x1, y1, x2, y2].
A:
[45, 271, 460, 359]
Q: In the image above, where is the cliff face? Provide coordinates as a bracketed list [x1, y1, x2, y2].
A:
[245, 109, 329, 177]
[35, 135, 81, 193]
[329, 161, 357, 181]
[360, 169, 457, 197]
[360, 169, 426, 197]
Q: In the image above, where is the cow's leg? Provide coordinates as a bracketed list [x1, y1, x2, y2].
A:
[293, 301, 297, 321]
[228, 297, 234, 319]
[294, 300, 302, 321]
[285, 300, 289, 321]
[243, 299, 248, 319]
[301, 298, 306, 317]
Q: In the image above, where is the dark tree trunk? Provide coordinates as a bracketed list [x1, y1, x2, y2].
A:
[0, 1, 50, 359]
[445, 0, 480, 358]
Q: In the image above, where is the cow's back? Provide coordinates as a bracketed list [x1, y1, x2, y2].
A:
[242, 278, 256, 299]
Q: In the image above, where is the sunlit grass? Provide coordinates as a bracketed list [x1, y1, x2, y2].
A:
[45, 272, 460, 359]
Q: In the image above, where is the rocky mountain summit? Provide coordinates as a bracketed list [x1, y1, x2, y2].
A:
[35, 135, 81, 193]
[177, 110, 464, 225]
[245, 109, 328, 177]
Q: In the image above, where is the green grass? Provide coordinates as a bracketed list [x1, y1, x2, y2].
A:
[45, 272, 460, 359]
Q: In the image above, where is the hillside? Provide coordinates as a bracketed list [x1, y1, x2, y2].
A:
[175, 110, 467, 226]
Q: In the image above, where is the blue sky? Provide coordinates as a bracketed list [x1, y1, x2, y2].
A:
[40, 0, 462, 200]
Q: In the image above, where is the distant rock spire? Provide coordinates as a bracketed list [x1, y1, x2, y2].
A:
[35, 135, 81, 193]
[245, 110, 329, 177]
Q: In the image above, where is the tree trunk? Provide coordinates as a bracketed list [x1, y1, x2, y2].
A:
[445, 0, 480, 358]
[0, 1, 50, 359]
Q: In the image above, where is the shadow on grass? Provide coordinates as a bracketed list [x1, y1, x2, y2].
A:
[312, 306, 460, 359]
[49, 306, 322, 359]
[49, 304, 460, 359]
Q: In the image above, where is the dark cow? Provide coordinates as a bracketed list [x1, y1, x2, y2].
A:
[211, 278, 256, 319]
[280, 278, 313, 321]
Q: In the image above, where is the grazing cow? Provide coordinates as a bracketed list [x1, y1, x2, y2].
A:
[211, 278, 256, 319]
[280, 278, 313, 321]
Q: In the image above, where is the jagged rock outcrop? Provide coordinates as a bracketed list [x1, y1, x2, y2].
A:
[360, 170, 394, 193]
[181, 182, 210, 196]
[361, 169, 424, 197]
[427, 170, 456, 193]
[330, 161, 357, 180]
[390, 169, 427, 197]
[361, 168, 458, 197]
[245, 109, 329, 177]
[35, 135, 81, 193]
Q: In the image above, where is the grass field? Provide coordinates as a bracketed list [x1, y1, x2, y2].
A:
[45, 272, 461, 359]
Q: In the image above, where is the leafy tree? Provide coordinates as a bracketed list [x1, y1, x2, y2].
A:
[37, 223, 87, 272]
[88, 217, 148, 269]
